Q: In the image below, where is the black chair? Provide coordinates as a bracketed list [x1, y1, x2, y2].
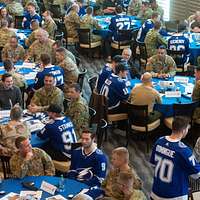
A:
[89, 107, 96, 127]
[54, 31, 64, 41]
[50, 5, 63, 19]
[37, 0, 46, 14]
[0, 155, 12, 179]
[0, 47, 3, 62]
[190, 177, 200, 200]
[131, 28, 140, 59]
[20, 85, 26, 109]
[77, 68, 87, 91]
[14, 16, 24, 29]
[136, 40, 148, 69]
[88, 75, 98, 93]
[111, 29, 133, 50]
[127, 102, 161, 152]
[96, 119, 107, 148]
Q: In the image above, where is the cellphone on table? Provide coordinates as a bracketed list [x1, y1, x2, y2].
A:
[21, 181, 38, 191]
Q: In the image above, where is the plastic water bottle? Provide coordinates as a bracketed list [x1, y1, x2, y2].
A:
[58, 174, 65, 192]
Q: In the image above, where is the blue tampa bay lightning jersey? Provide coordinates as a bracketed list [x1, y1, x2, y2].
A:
[137, 19, 154, 42]
[168, 34, 190, 64]
[97, 64, 113, 93]
[150, 136, 200, 199]
[109, 14, 134, 41]
[34, 65, 64, 89]
[100, 73, 129, 109]
[67, 147, 107, 187]
[38, 116, 77, 158]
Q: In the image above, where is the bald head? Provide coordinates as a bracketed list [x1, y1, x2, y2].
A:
[141, 72, 152, 84]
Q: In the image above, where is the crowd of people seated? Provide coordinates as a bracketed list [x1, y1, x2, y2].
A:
[1, 0, 200, 199]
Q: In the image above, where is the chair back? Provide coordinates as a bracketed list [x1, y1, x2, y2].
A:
[88, 76, 98, 93]
[54, 31, 64, 41]
[50, 5, 63, 19]
[136, 40, 148, 67]
[14, 16, 24, 29]
[131, 28, 139, 58]
[0, 47, 3, 62]
[96, 119, 107, 148]
[77, 68, 87, 91]
[20, 85, 26, 109]
[0, 155, 12, 179]
[77, 28, 91, 45]
[89, 107, 96, 127]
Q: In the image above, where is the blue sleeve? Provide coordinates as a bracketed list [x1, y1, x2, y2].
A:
[118, 82, 129, 101]
[34, 71, 44, 89]
[37, 124, 51, 139]
[109, 17, 115, 32]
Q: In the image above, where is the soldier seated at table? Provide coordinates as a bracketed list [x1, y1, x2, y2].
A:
[42, 10, 57, 40]
[26, 28, 54, 63]
[0, 19, 16, 48]
[65, 83, 89, 140]
[10, 136, 55, 178]
[66, 130, 107, 187]
[128, 0, 142, 16]
[38, 104, 77, 161]
[3, 59, 26, 88]
[0, 7, 14, 28]
[64, 4, 81, 43]
[129, 72, 162, 123]
[34, 53, 64, 90]
[25, 19, 40, 47]
[6, 0, 24, 17]
[146, 45, 176, 78]
[137, 1, 153, 23]
[0, 105, 30, 156]
[0, 73, 22, 109]
[28, 74, 64, 113]
[80, 6, 102, 43]
[144, 21, 167, 57]
[22, 2, 42, 29]
[2, 36, 25, 63]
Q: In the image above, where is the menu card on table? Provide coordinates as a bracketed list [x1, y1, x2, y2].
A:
[165, 91, 181, 98]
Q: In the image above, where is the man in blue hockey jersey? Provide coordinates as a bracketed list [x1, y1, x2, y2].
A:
[137, 11, 160, 43]
[66, 130, 107, 187]
[150, 116, 200, 200]
[34, 53, 64, 90]
[100, 62, 129, 114]
[97, 55, 124, 93]
[38, 104, 77, 161]
[168, 25, 190, 66]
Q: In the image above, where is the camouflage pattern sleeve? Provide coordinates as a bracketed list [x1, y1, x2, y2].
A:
[192, 80, 200, 101]
[25, 31, 36, 47]
[166, 56, 176, 77]
[194, 137, 200, 162]
[50, 90, 64, 111]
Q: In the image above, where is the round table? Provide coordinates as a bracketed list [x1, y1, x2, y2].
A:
[129, 76, 195, 117]
[0, 176, 89, 199]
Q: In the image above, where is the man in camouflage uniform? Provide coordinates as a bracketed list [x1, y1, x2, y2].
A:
[150, 0, 164, 20]
[81, 6, 102, 42]
[137, 1, 153, 23]
[10, 136, 55, 178]
[102, 147, 146, 200]
[0, 106, 30, 157]
[28, 74, 64, 113]
[25, 19, 40, 47]
[42, 11, 57, 39]
[3, 60, 26, 88]
[26, 29, 54, 63]
[65, 83, 89, 139]
[55, 47, 79, 95]
[144, 21, 167, 57]
[2, 36, 25, 63]
[64, 4, 81, 42]
[128, 0, 142, 16]
[0, 19, 16, 48]
[146, 46, 176, 78]
[6, 0, 24, 17]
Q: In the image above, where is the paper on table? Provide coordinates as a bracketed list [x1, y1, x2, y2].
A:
[20, 191, 42, 200]
[165, 91, 181, 98]
[0, 110, 10, 118]
[26, 120, 45, 132]
[0, 192, 19, 200]
[24, 72, 37, 80]
[46, 195, 67, 200]
[174, 76, 189, 84]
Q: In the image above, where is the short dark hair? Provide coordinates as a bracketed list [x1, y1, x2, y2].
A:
[56, 47, 66, 54]
[4, 60, 14, 72]
[40, 53, 51, 65]
[154, 21, 161, 30]
[15, 136, 27, 149]
[172, 116, 190, 132]
[86, 6, 93, 15]
[47, 104, 62, 114]
[27, 2, 36, 8]
[151, 11, 159, 19]
[2, 73, 12, 82]
[53, 40, 63, 48]
[44, 73, 54, 79]
[158, 45, 166, 50]
[115, 5, 123, 14]
[115, 62, 129, 74]
[69, 83, 81, 92]
[112, 55, 124, 63]
[10, 105, 23, 120]
[82, 129, 96, 140]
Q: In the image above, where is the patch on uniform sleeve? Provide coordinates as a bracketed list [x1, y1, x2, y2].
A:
[96, 149, 103, 155]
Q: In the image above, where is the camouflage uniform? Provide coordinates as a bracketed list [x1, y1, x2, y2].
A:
[31, 86, 64, 112]
[194, 136, 200, 162]
[137, 7, 153, 22]
[144, 29, 167, 57]
[128, 0, 142, 16]
[102, 166, 143, 200]
[0, 122, 30, 156]
[65, 96, 89, 139]
[25, 29, 38, 47]
[6, 2, 24, 17]
[58, 57, 79, 90]
[10, 71, 27, 88]
[146, 54, 176, 77]
[42, 18, 57, 39]
[81, 14, 102, 42]
[27, 39, 54, 63]
[10, 147, 55, 178]
[64, 10, 81, 42]
[0, 28, 16, 48]
[2, 43, 25, 62]
[192, 80, 200, 120]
